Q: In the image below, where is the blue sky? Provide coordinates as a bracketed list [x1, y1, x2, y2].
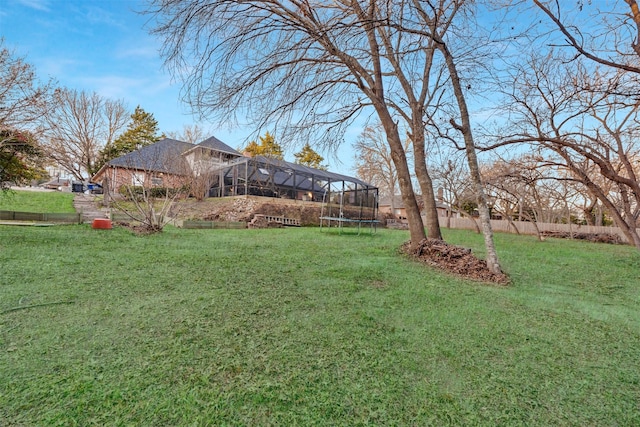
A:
[0, 0, 357, 173]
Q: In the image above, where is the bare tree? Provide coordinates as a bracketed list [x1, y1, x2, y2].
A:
[482, 156, 561, 240]
[533, 0, 640, 74]
[187, 160, 215, 201]
[496, 53, 640, 249]
[146, 1, 510, 273]
[431, 153, 481, 233]
[0, 39, 53, 131]
[353, 123, 411, 213]
[146, 0, 437, 246]
[572, 167, 613, 227]
[440, 48, 502, 272]
[166, 124, 206, 144]
[43, 88, 129, 181]
[396, 1, 504, 272]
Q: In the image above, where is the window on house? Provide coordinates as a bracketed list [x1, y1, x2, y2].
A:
[132, 172, 145, 186]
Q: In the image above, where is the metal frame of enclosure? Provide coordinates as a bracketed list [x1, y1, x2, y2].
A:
[208, 156, 378, 224]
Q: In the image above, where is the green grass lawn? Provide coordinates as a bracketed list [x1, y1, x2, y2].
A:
[1, 224, 639, 425]
[0, 189, 76, 213]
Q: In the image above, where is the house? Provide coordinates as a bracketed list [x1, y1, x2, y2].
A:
[182, 136, 242, 176]
[91, 136, 377, 209]
[92, 138, 200, 191]
[379, 195, 459, 219]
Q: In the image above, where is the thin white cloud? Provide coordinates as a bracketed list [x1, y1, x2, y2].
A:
[16, 0, 50, 12]
[77, 73, 179, 103]
[84, 5, 125, 29]
[79, 75, 148, 100]
[116, 45, 160, 61]
[38, 57, 84, 80]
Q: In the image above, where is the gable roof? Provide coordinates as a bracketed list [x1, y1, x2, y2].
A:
[195, 136, 242, 156]
[106, 138, 194, 175]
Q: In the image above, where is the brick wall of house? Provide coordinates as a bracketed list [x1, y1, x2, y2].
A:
[95, 166, 187, 194]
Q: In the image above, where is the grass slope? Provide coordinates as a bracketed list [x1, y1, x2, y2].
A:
[1, 225, 639, 426]
[0, 190, 76, 213]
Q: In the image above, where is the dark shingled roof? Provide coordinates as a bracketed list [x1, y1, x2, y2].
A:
[108, 138, 194, 174]
[190, 136, 242, 156]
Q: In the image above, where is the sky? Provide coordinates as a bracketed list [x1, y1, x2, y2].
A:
[0, 0, 357, 174]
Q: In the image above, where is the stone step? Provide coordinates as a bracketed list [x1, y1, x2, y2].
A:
[73, 194, 109, 223]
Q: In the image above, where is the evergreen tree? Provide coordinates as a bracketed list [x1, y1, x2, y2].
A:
[94, 106, 164, 172]
[294, 143, 326, 169]
[242, 132, 284, 160]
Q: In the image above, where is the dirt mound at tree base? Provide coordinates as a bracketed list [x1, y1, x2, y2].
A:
[401, 239, 510, 285]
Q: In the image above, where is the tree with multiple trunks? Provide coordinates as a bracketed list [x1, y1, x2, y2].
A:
[145, 0, 503, 272]
[495, 55, 640, 249]
[43, 88, 128, 180]
[482, 1, 640, 251]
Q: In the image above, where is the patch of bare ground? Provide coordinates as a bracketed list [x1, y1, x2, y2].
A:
[114, 222, 162, 235]
[173, 197, 329, 225]
[401, 239, 510, 285]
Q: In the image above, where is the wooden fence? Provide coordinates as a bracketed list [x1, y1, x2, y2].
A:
[0, 210, 81, 224]
[438, 216, 638, 243]
[181, 220, 247, 229]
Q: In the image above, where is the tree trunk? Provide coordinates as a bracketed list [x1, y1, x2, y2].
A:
[562, 154, 640, 250]
[595, 185, 640, 248]
[458, 209, 482, 234]
[378, 116, 426, 247]
[437, 41, 502, 274]
[528, 216, 543, 242]
[497, 206, 520, 235]
[392, 150, 425, 247]
[411, 122, 443, 240]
